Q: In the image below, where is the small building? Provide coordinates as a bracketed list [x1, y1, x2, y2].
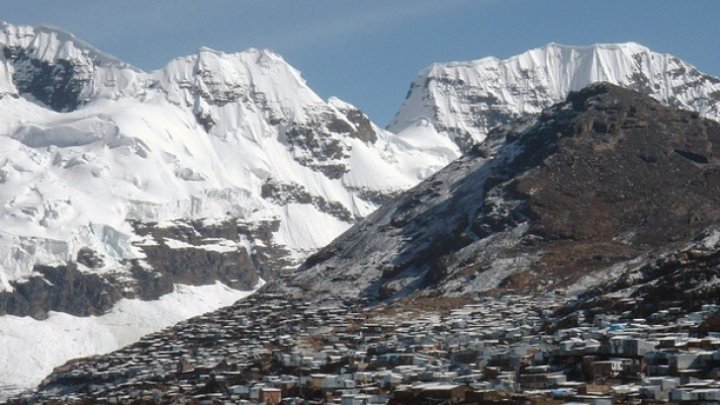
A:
[260, 388, 282, 405]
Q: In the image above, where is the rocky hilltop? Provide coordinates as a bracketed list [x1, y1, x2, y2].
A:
[296, 83, 720, 302]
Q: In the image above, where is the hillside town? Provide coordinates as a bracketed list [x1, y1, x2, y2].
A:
[8, 289, 720, 405]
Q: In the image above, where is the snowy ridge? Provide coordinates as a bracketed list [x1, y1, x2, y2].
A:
[0, 21, 144, 104]
[389, 42, 720, 151]
[0, 21, 125, 65]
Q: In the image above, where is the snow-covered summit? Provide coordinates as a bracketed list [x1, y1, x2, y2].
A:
[0, 21, 454, 292]
[389, 42, 720, 151]
[0, 21, 127, 66]
[157, 47, 322, 118]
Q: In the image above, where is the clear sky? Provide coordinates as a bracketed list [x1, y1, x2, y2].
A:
[2, 0, 719, 125]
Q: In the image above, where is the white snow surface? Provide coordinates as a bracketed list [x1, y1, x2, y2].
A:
[389, 42, 720, 150]
[0, 280, 263, 399]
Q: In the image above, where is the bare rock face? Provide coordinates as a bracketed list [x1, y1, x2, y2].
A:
[2, 46, 89, 112]
[295, 83, 720, 302]
[75, 247, 104, 268]
[0, 264, 124, 320]
[0, 219, 287, 319]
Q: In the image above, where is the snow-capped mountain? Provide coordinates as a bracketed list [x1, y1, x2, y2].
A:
[0, 22, 457, 293]
[390, 42, 720, 152]
[0, 22, 456, 393]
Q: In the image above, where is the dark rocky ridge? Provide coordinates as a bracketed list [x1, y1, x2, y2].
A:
[281, 108, 378, 180]
[0, 218, 294, 319]
[294, 83, 720, 302]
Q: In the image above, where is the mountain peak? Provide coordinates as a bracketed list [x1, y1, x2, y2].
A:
[542, 41, 647, 51]
[192, 46, 283, 64]
[388, 42, 720, 153]
[0, 21, 143, 110]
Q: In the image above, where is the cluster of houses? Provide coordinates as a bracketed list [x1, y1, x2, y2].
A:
[8, 291, 720, 405]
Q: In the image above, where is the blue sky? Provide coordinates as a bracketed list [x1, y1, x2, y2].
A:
[2, 0, 719, 125]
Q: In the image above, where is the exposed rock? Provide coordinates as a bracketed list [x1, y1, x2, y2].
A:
[345, 186, 401, 206]
[3, 45, 89, 111]
[75, 247, 104, 269]
[0, 264, 124, 319]
[0, 217, 300, 319]
[261, 179, 356, 222]
[281, 106, 379, 179]
[283, 123, 349, 179]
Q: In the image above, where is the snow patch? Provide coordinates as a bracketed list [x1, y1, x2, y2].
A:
[0, 279, 264, 397]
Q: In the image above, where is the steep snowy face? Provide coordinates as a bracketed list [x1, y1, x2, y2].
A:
[389, 42, 720, 152]
[153, 48, 420, 181]
[0, 22, 455, 304]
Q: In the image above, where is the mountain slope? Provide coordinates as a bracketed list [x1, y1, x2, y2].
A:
[553, 227, 720, 326]
[390, 42, 720, 152]
[295, 83, 720, 303]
